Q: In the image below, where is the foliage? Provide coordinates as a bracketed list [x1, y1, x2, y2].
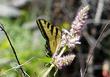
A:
[0, 9, 50, 77]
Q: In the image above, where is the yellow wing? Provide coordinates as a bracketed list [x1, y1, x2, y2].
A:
[36, 19, 61, 56]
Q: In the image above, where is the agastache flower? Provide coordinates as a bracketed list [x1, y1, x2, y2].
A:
[53, 54, 75, 69]
[61, 5, 89, 48]
[52, 5, 90, 69]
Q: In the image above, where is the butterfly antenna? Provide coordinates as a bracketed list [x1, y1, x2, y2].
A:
[0, 24, 27, 77]
[83, 23, 110, 77]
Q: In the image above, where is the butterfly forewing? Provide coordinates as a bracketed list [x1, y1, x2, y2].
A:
[36, 19, 61, 56]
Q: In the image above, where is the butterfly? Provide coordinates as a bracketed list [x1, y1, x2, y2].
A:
[36, 19, 62, 56]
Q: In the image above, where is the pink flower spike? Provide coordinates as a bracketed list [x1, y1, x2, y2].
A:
[61, 5, 90, 48]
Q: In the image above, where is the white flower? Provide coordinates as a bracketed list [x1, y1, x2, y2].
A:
[61, 5, 89, 48]
[53, 54, 76, 69]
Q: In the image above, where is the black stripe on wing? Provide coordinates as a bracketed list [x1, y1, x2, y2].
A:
[50, 25, 54, 35]
[45, 42, 52, 56]
[55, 27, 58, 39]
[36, 20, 49, 40]
[36, 19, 52, 56]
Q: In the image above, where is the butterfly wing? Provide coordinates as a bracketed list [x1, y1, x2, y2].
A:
[36, 19, 61, 56]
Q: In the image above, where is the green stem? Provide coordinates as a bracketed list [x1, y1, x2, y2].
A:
[43, 64, 54, 77]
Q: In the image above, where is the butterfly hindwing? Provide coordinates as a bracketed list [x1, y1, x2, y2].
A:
[36, 19, 61, 56]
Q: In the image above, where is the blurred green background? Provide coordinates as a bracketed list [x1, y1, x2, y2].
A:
[0, 0, 52, 77]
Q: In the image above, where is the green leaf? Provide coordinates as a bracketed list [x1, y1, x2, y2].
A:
[37, 57, 52, 63]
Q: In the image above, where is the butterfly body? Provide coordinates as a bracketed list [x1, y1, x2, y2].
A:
[36, 19, 61, 56]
